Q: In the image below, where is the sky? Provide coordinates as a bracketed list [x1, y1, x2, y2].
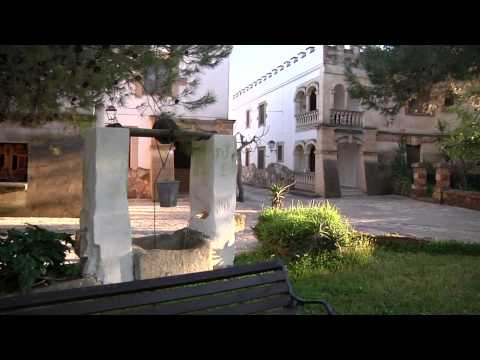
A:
[228, 45, 312, 95]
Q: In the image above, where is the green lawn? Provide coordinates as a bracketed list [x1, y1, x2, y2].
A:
[235, 246, 480, 315]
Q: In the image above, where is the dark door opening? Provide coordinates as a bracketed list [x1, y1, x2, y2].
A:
[406, 145, 421, 166]
[174, 141, 191, 193]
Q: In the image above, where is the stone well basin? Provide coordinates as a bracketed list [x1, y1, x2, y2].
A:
[132, 228, 212, 280]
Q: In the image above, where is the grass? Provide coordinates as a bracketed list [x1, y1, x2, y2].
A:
[234, 242, 480, 315]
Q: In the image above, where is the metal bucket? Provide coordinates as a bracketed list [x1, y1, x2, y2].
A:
[155, 181, 180, 207]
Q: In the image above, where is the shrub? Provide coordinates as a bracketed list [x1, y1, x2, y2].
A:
[268, 182, 295, 209]
[0, 225, 76, 293]
[391, 139, 412, 196]
[253, 201, 357, 259]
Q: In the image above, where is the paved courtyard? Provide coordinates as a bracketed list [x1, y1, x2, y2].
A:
[1, 185, 479, 254]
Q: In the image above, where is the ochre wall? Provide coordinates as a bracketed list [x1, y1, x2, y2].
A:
[0, 121, 92, 218]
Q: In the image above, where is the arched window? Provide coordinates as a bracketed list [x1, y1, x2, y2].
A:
[333, 84, 345, 110]
[309, 89, 317, 111]
[294, 91, 306, 115]
[294, 145, 305, 172]
[308, 146, 315, 172]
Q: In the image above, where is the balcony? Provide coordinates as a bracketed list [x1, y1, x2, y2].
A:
[295, 110, 320, 131]
[294, 171, 315, 192]
[329, 109, 363, 129]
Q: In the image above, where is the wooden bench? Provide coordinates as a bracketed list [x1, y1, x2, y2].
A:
[0, 260, 336, 315]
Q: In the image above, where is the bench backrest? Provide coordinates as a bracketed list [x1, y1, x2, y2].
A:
[0, 260, 295, 315]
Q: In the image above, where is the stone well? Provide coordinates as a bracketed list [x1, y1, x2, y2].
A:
[132, 228, 212, 280]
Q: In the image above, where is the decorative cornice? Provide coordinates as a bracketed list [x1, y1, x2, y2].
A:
[232, 46, 317, 100]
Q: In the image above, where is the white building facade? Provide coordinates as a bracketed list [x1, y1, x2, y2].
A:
[230, 45, 457, 197]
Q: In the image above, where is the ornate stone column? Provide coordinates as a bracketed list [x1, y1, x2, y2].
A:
[411, 162, 427, 198]
[432, 162, 451, 203]
[315, 126, 341, 197]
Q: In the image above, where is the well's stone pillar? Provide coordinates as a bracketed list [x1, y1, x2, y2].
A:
[360, 128, 380, 195]
[188, 135, 237, 269]
[432, 162, 451, 203]
[411, 162, 428, 198]
[80, 127, 133, 284]
[150, 140, 175, 199]
[315, 126, 341, 197]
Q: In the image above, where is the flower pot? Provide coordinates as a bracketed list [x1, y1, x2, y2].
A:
[155, 181, 180, 207]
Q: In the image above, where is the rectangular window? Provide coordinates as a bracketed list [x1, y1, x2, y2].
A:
[0, 143, 28, 183]
[258, 103, 266, 127]
[246, 110, 251, 128]
[245, 149, 250, 166]
[257, 147, 266, 170]
[277, 143, 284, 162]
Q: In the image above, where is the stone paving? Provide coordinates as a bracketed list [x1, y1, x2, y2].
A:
[1, 185, 479, 256]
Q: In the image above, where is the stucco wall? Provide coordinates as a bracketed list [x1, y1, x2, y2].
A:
[107, 58, 231, 171]
[0, 120, 93, 217]
[230, 45, 323, 170]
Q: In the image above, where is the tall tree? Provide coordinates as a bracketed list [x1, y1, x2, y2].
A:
[0, 45, 232, 124]
[346, 45, 480, 189]
[345, 45, 480, 115]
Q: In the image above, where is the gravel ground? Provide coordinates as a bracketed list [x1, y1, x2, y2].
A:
[1, 185, 479, 258]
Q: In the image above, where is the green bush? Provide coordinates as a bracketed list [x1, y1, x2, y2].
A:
[0, 225, 76, 293]
[253, 201, 357, 259]
[391, 139, 412, 196]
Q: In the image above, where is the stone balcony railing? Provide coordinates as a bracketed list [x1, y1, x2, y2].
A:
[295, 110, 320, 131]
[294, 171, 315, 192]
[329, 109, 364, 129]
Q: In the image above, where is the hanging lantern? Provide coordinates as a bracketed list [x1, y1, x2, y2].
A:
[105, 105, 118, 126]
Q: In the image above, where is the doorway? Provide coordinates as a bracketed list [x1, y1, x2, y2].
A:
[337, 142, 360, 188]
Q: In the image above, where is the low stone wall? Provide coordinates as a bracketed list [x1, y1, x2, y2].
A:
[242, 163, 295, 188]
[128, 168, 151, 199]
[443, 190, 480, 211]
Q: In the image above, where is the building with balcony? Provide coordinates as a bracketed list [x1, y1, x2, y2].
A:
[229, 45, 458, 197]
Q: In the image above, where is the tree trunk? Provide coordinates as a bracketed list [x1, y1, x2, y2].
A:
[237, 149, 244, 202]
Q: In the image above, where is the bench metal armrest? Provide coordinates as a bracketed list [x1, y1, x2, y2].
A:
[292, 295, 337, 315]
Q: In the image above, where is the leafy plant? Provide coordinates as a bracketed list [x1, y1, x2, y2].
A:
[0, 225, 76, 292]
[438, 104, 480, 190]
[391, 138, 412, 196]
[253, 201, 360, 259]
[268, 181, 295, 209]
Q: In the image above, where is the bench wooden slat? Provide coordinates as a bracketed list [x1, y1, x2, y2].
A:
[0, 260, 284, 312]
[127, 282, 290, 315]
[200, 294, 293, 315]
[7, 271, 287, 315]
[263, 307, 297, 315]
